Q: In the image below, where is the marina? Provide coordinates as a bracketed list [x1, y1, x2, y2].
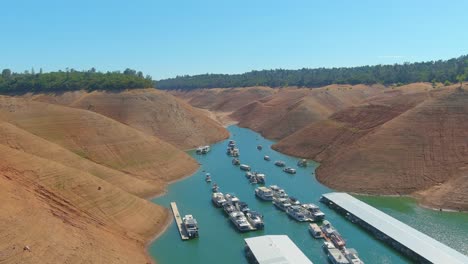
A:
[150, 126, 468, 264]
[321, 192, 468, 264]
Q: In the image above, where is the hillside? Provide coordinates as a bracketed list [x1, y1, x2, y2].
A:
[28, 89, 229, 149]
[0, 144, 168, 264]
[0, 95, 203, 263]
[273, 84, 468, 211]
[231, 84, 384, 139]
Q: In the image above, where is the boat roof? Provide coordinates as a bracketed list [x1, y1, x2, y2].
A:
[322, 192, 468, 264]
[244, 235, 313, 264]
[257, 186, 271, 191]
[328, 248, 349, 264]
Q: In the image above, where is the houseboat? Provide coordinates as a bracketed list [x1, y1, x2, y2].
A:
[255, 186, 274, 201]
[255, 173, 266, 184]
[273, 197, 292, 211]
[297, 159, 307, 167]
[286, 205, 310, 222]
[274, 160, 286, 167]
[323, 242, 350, 264]
[229, 211, 254, 232]
[246, 211, 264, 230]
[223, 202, 237, 215]
[264, 155, 271, 161]
[302, 203, 326, 221]
[240, 164, 251, 171]
[182, 215, 199, 238]
[232, 158, 240, 165]
[212, 192, 226, 207]
[283, 167, 296, 174]
[308, 223, 323, 238]
[205, 173, 212, 182]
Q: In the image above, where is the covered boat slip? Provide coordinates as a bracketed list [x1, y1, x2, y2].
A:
[244, 235, 313, 264]
[321, 193, 468, 264]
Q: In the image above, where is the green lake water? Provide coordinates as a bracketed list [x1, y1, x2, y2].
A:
[149, 125, 468, 263]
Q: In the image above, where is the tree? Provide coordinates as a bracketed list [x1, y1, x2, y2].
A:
[2, 69, 11, 78]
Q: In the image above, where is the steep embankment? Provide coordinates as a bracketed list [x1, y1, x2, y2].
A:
[29, 89, 229, 150]
[0, 95, 202, 263]
[230, 85, 384, 139]
[275, 85, 468, 211]
[0, 144, 168, 264]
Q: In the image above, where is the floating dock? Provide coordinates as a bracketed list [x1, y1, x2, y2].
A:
[321, 192, 468, 264]
[170, 202, 189, 240]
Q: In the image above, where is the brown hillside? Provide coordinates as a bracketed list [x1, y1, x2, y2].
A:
[29, 89, 229, 150]
[0, 96, 198, 196]
[170, 87, 276, 112]
[276, 86, 468, 210]
[231, 85, 384, 139]
[0, 144, 168, 264]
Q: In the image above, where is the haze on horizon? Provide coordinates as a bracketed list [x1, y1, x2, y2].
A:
[1, 0, 467, 79]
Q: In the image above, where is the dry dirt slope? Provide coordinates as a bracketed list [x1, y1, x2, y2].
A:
[29, 89, 229, 150]
[0, 95, 203, 263]
[274, 86, 468, 211]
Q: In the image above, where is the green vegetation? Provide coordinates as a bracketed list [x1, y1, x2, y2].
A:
[0, 68, 153, 94]
[156, 55, 468, 90]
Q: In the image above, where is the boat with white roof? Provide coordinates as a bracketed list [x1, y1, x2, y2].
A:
[255, 186, 274, 201]
[229, 211, 254, 232]
[182, 215, 199, 239]
[212, 192, 226, 207]
[273, 197, 292, 211]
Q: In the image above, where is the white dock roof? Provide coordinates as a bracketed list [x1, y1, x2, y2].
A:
[322, 192, 468, 264]
[244, 235, 313, 264]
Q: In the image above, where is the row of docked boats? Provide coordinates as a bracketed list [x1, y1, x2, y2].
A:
[307, 220, 364, 264]
[255, 185, 325, 222]
[226, 140, 240, 157]
[211, 190, 264, 232]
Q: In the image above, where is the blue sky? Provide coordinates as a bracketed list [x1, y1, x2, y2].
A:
[1, 0, 467, 79]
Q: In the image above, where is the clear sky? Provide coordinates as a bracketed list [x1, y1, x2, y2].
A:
[1, 0, 467, 79]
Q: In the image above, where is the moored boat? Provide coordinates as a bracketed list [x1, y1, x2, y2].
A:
[274, 160, 286, 167]
[255, 186, 274, 201]
[323, 241, 349, 264]
[288, 196, 301, 205]
[237, 201, 251, 214]
[270, 185, 289, 199]
[255, 173, 266, 184]
[232, 158, 240, 165]
[343, 248, 364, 264]
[273, 197, 292, 211]
[223, 202, 237, 215]
[225, 193, 240, 205]
[205, 173, 212, 182]
[283, 167, 296, 174]
[286, 205, 310, 222]
[201, 145, 210, 154]
[308, 223, 323, 238]
[211, 182, 219, 192]
[249, 176, 258, 184]
[229, 211, 254, 232]
[257, 145, 262, 150]
[246, 211, 264, 230]
[297, 159, 307, 167]
[264, 155, 270, 161]
[240, 164, 251, 171]
[182, 215, 199, 238]
[302, 203, 326, 221]
[321, 220, 346, 249]
[212, 192, 226, 207]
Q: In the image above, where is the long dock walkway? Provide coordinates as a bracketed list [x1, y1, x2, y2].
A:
[170, 202, 188, 240]
[321, 192, 468, 264]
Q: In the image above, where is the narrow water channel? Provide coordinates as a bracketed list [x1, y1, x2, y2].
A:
[149, 126, 468, 263]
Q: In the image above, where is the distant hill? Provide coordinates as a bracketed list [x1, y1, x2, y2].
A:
[156, 55, 468, 90]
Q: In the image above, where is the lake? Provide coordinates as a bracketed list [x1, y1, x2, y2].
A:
[149, 125, 468, 263]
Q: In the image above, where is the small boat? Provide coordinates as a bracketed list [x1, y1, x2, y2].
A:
[237, 201, 251, 214]
[302, 203, 326, 221]
[229, 211, 253, 232]
[343, 248, 364, 264]
[245, 172, 254, 179]
[255, 173, 266, 184]
[231, 148, 240, 157]
[212, 183, 219, 192]
[223, 202, 237, 215]
[212, 192, 226, 207]
[196, 146, 203, 154]
[202, 145, 210, 154]
[246, 211, 264, 230]
[205, 173, 212, 182]
[323, 242, 349, 264]
[308, 223, 323, 238]
[264, 155, 270, 161]
[286, 205, 310, 222]
[321, 221, 346, 249]
[182, 215, 199, 238]
[283, 167, 296, 174]
[249, 176, 258, 184]
[240, 164, 251, 171]
[225, 193, 240, 205]
[273, 197, 291, 211]
[270, 185, 288, 199]
[288, 196, 300, 205]
[228, 140, 236, 148]
[232, 158, 240, 165]
[274, 160, 286, 167]
[255, 187, 274, 201]
[257, 145, 262, 150]
[297, 159, 307, 167]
